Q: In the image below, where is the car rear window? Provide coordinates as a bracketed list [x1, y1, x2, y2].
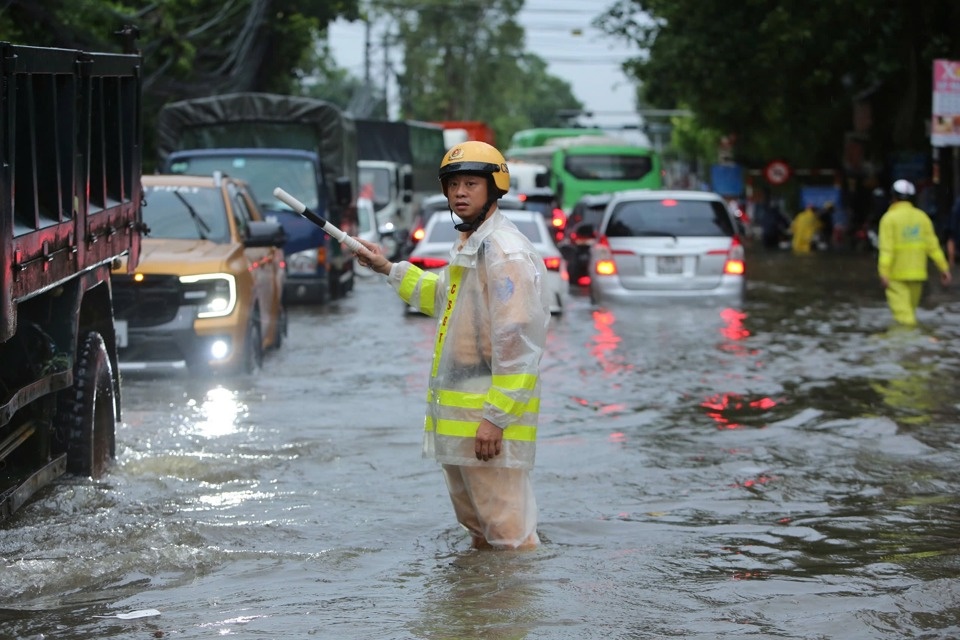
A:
[604, 199, 735, 238]
[425, 214, 544, 245]
[143, 186, 230, 242]
[568, 202, 608, 231]
[522, 198, 554, 218]
[509, 218, 545, 243]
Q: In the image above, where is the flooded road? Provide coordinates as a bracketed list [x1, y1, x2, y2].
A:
[3, 249, 960, 639]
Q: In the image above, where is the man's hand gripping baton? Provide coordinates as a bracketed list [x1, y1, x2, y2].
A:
[272, 187, 363, 253]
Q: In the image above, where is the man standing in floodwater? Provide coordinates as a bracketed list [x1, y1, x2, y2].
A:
[877, 179, 952, 326]
[354, 141, 550, 550]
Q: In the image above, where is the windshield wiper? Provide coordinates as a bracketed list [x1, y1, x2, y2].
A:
[172, 191, 211, 240]
[635, 230, 678, 241]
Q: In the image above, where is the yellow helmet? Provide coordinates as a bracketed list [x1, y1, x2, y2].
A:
[438, 141, 510, 197]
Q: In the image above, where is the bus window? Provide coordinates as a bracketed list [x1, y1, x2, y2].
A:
[563, 154, 653, 181]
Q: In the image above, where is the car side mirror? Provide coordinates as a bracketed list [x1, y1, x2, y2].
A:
[246, 220, 287, 248]
[334, 176, 353, 208]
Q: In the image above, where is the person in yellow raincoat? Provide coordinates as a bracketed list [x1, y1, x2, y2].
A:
[877, 179, 952, 325]
[789, 202, 822, 254]
[354, 141, 550, 550]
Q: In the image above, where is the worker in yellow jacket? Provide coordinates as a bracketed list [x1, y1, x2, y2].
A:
[790, 203, 822, 254]
[877, 179, 952, 325]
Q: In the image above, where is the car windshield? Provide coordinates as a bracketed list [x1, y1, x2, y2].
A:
[605, 199, 735, 238]
[142, 185, 230, 242]
[168, 155, 319, 211]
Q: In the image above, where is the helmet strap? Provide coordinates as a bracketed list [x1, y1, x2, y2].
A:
[452, 198, 495, 232]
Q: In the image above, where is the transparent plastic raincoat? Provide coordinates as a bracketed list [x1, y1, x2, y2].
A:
[387, 209, 550, 470]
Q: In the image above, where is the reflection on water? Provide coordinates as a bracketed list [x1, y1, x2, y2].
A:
[185, 386, 246, 438]
[2, 251, 960, 638]
[411, 551, 546, 640]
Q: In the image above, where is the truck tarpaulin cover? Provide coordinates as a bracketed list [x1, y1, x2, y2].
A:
[356, 119, 445, 190]
[156, 92, 357, 201]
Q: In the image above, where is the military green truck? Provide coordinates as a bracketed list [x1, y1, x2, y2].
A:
[0, 42, 143, 520]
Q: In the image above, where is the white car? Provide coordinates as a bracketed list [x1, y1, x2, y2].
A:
[588, 189, 746, 304]
[407, 208, 567, 315]
[354, 196, 396, 277]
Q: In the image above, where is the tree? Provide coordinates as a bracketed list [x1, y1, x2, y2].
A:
[0, 0, 360, 167]
[368, 0, 583, 145]
[596, 0, 960, 170]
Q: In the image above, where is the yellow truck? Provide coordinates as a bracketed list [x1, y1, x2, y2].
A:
[110, 173, 287, 374]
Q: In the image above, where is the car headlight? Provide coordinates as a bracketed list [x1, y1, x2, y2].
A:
[179, 273, 237, 318]
[287, 248, 320, 275]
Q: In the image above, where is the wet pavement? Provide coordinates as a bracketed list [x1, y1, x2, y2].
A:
[2, 249, 960, 639]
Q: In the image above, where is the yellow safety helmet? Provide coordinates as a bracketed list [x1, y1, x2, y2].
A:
[438, 141, 510, 197]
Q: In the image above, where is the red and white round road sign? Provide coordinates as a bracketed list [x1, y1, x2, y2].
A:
[763, 160, 792, 185]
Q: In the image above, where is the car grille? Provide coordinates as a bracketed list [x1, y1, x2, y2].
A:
[111, 274, 181, 327]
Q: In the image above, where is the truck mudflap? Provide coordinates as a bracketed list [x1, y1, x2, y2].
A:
[0, 454, 67, 520]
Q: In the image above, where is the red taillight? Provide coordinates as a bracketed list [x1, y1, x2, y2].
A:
[707, 237, 745, 275]
[724, 259, 745, 275]
[661, 199, 678, 207]
[594, 235, 617, 275]
[544, 256, 562, 271]
[595, 259, 617, 276]
[409, 256, 448, 269]
[551, 208, 566, 230]
[576, 275, 591, 286]
[412, 227, 425, 242]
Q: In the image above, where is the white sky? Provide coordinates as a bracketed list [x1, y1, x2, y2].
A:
[326, 1, 646, 138]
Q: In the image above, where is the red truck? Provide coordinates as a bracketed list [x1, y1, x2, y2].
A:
[0, 42, 143, 519]
[433, 120, 496, 149]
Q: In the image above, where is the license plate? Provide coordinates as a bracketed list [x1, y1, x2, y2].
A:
[115, 319, 128, 348]
[656, 256, 683, 274]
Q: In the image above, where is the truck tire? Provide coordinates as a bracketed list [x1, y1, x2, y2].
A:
[58, 332, 116, 478]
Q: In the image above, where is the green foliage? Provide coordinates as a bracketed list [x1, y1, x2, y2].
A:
[369, 0, 583, 146]
[0, 0, 360, 169]
[596, 0, 960, 168]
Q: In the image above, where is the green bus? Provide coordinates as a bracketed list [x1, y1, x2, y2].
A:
[508, 127, 607, 149]
[506, 142, 663, 213]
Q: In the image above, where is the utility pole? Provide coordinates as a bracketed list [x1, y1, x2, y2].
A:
[363, 18, 371, 86]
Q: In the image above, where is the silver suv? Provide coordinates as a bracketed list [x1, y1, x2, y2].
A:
[588, 190, 745, 304]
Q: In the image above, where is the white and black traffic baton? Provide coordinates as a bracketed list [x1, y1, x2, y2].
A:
[272, 187, 364, 253]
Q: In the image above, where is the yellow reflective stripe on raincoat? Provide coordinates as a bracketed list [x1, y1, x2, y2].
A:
[491, 373, 537, 391]
[424, 415, 537, 442]
[434, 388, 540, 417]
[398, 265, 439, 316]
[430, 266, 465, 377]
[487, 386, 540, 418]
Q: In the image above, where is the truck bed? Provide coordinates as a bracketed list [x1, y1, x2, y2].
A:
[0, 42, 142, 342]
